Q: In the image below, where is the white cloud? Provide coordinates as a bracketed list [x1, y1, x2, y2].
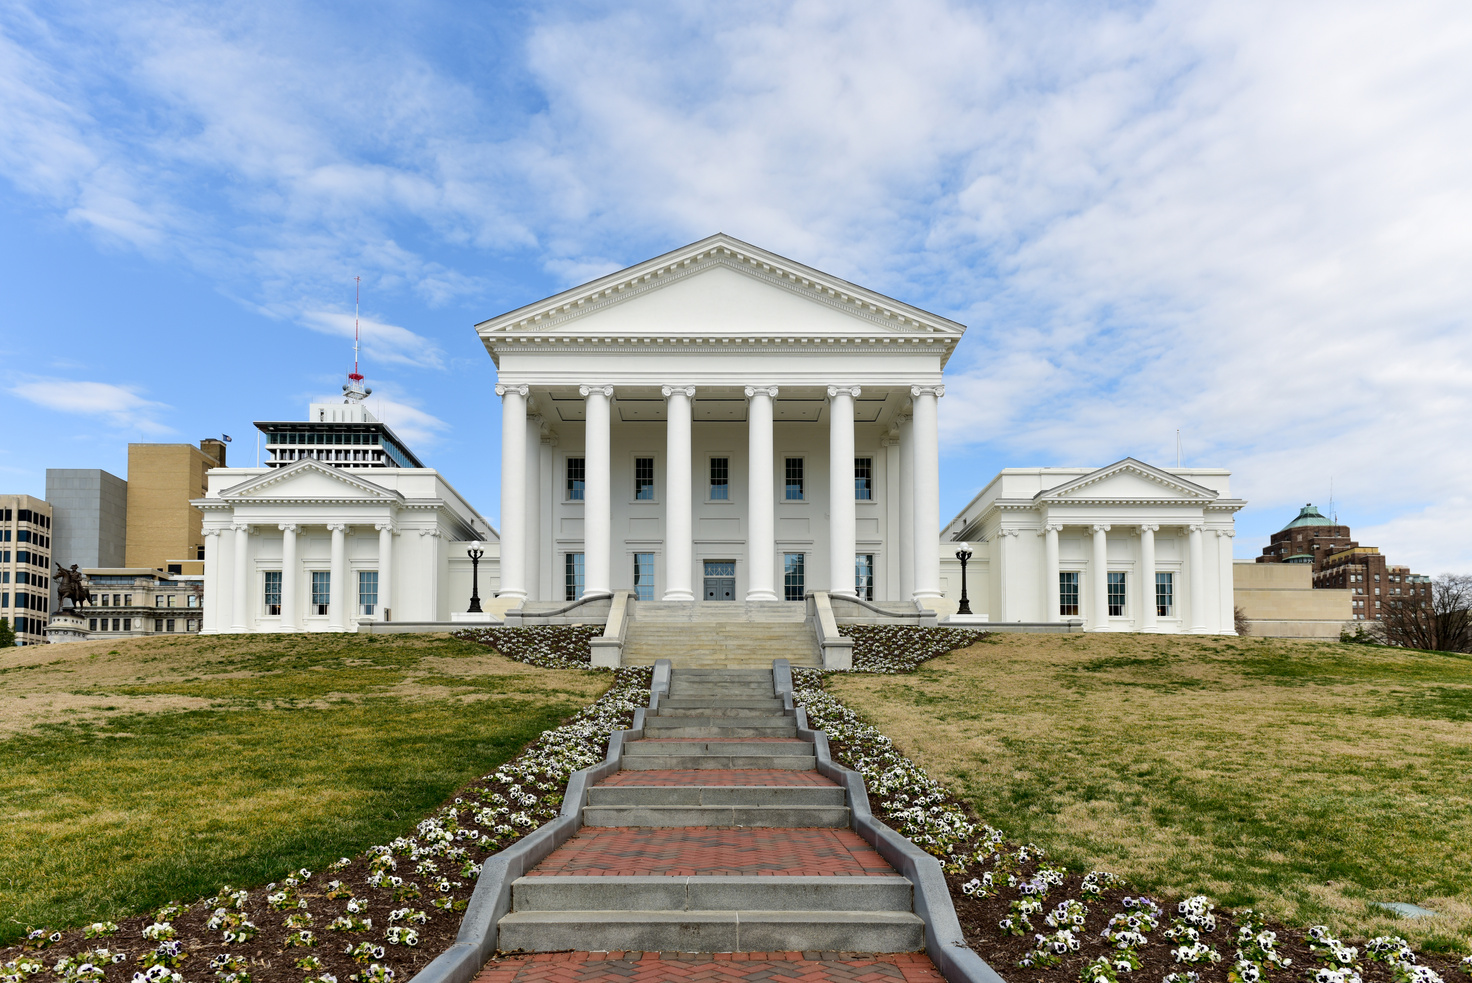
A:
[299, 310, 446, 371]
[9, 376, 174, 435]
[309, 387, 451, 451]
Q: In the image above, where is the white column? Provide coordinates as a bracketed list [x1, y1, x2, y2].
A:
[1043, 523, 1061, 622]
[745, 386, 779, 601]
[581, 385, 614, 597]
[1139, 523, 1159, 632]
[524, 413, 542, 601]
[279, 523, 299, 632]
[662, 386, 696, 601]
[419, 528, 442, 619]
[231, 522, 250, 632]
[882, 429, 901, 600]
[202, 528, 223, 633]
[995, 529, 1017, 619]
[1089, 523, 1111, 632]
[1187, 524, 1208, 633]
[897, 413, 914, 601]
[827, 386, 860, 595]
[495, 384, 529, 601]
[328, 522, 347, 631]
[1217, 528, 1237, 635]
[910, 386, 944, 600]
[539, 429, 557, 601]
[376, 522, 394, 621]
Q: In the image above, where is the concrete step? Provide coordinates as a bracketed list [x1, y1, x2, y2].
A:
[645, 714, 794, 728]
[587, 785, 847, 807]
[582, 803, 849, 827]
[655, 703, 787, 716]
[496, 908, 925, 953]
[668, 685, 781, 698]
[510, 875, 912, 912]
[631, 601, 809, 623]
[624, 621, 821, 668]
[626, 739, 811, 756]
[620, 752, 818, 771]
[642, 725, 798, 739]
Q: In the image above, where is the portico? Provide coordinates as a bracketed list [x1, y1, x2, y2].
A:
[478, 235, 962, 608]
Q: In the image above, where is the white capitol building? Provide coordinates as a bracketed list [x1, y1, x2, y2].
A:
[195, 235, 1242, 648]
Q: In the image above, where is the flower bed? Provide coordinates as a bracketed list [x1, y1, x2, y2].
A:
[452, 625, 602, 669]
[837, 624, 990, 673]
[792, 669, 1471, 983]
[1, 667, 651, 983]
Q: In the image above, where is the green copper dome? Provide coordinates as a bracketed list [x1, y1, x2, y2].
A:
[1280, 504, 1335, 531]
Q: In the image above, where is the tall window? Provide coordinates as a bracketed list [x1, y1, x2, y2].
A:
[1108, 572, 1126, 617]
[1155, 572, 1174, 617]
[566, 457, 585, 501]
[854, 458, 873, 500]
[783, 553, 806, 601]
[359, 570, 379, 616]
[635, 457, 655, 500]
[785, 458, 804, 500]
[1059, 571, 1080, 616]
[264, 571, 282, 616]
[312, 571, 331, 615]
[709, 457, 729, 500]
[564, 553, 585, 601]
[633, 553, 655, 601]
[855, 554, 875, 601]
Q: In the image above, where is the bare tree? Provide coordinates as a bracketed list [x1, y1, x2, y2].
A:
[1234, 605, 1251, 636]
[1379, 574, 1472, 653]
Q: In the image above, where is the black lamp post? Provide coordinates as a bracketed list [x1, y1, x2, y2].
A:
[466, 541, 485, 614]
[955, 542, 974, 615]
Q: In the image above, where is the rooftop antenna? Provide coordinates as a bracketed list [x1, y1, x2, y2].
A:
[343, 276, 372, 403]
[1176, 429, 1181, 469]
[1329, 476, 1335, 525]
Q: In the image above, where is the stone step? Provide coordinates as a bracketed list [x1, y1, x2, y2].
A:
[586, 785, 847, 807]
[668, 684, 781, 697]
[510, 875, 912, 912]
[644, 718, 796, 739]
[582, 802, 849, 827]
[496, 908, 925, 953]
[626, 739, 811, 756]
[655, 703, 786, 716]
[631, 602, 809, 623]
[620, 753, 818, 771]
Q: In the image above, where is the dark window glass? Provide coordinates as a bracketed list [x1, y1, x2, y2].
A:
[564, 553, 585, 601]
[785, 458, 804, 500]
[710, 458, 729, 500]
[264, 571, 282, 615]
[854, 458, 873, 500]
[567, 458, 585, 500]
[783, 553, 805, 601]
[1108, 572, 1126, 617]
[1060, 572, 1080, 616]
[635, 457, 655, 500]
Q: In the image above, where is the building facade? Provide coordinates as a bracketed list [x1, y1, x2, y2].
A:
[46, 468, 129, 611]
[2, 495, 54, 644]
[256, 401, 424, 469]
[480, 234, 958, 607]
[941, 460, 1244, 632]
[81, 569, 205, 638]
[126, 439, 228, 575]
[1255, 504, 1429, 622]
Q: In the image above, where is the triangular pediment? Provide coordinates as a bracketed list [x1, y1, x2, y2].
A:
[1036, 458, 1217, 504]
[219, 460, 403, 503]
[476, 233, 965, 344]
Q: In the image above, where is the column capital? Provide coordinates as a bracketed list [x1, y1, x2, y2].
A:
[998, 528, 1022, 538]
[232, 522, 252, 533]
[1139, 523, 1160, 533]
[1216, 528, 1235, 538]
[826, 385, 862, 398]
[494, 383, 530, 398]
[278, 523, 299, 534]
[660, 385, 696, 398]
[744, 385, 779, 398]
[1044, 522, 1064, 533]
[578, 384, 614, 398]
[1091, 523, 1111, 533]
[374, 522, 396, 533]
[326, 522, 348, 533]
[204, 528, 224, 538]
[1188, 523, 1204, 533]
[418, 528, 442, 538]
[910, 384, 945, 398]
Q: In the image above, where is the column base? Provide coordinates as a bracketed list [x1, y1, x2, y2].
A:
[1216, 629, 1238, 636]
[1187, 626, 1211, 634]
[911, 590, 944, 600]
[277, 625, 302, 633]
[661, 590, 695, 602]
[1137, 625, 1165, 633]
[1086, 625, 1113, 633]
[495, 589, 528, 602]
[746, 590, 780, 602]
[229, 624, 250, 633]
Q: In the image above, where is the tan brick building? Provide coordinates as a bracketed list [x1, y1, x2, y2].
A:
[125, 440, 227, 575]
[1255, 504, 1430, 622]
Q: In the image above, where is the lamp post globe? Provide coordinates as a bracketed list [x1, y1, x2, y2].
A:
[954, 542, 974, 616]
[466, 540, 485, 614]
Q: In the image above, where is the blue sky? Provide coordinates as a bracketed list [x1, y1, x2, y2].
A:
[3, 0, 1470, 572]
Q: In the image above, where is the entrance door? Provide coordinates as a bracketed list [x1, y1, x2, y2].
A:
[703, 561, 736, 601]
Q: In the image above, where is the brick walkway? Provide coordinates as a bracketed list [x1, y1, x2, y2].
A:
[597, 769, 837, 787]
[474, 951, 945, 982]
[526, 826, 895, 877]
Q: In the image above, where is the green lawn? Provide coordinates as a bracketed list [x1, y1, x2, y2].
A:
[829, 633, 1472, 949]
[0, 632, 607, 945]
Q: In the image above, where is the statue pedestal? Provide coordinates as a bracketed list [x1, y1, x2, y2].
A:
[45, 612, 92, 644]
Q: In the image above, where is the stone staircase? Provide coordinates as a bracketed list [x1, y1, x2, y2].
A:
[495, 667, 925, 953]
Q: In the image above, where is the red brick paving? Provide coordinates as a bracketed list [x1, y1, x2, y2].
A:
[474, 951, 944, 983]
[526, 827, 895, 877]
[597, 770, 836, 787]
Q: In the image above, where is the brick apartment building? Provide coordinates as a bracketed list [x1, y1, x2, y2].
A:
[1256, 504, 1429, 622]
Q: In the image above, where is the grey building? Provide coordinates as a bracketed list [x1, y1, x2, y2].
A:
[46, 469, 128, 609]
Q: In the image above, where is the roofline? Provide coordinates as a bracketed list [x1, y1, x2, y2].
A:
[252, 419, 426, 468]
[473, 233, 966, 337]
